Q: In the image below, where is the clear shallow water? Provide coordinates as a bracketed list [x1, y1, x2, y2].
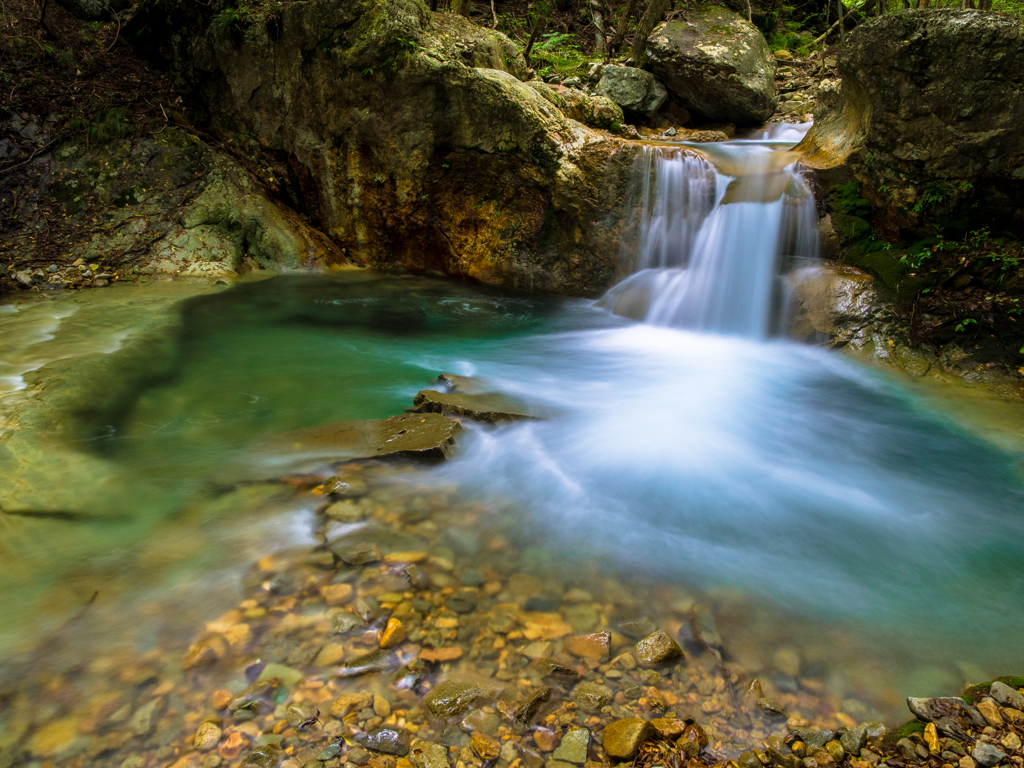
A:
[2, 273, 1023, 715]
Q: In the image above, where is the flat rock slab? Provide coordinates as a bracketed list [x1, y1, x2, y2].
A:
[411, 389, 535, 423]
[228, 414, 460, 480]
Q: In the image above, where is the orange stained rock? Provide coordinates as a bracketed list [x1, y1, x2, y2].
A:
[211, 690, 233, 710]
[522, 618, 573, 642]
[563, 632, 610, 661]
[380, 618, 406, 648]
[218, 731, 247, 760]
[419, 646, 463, 662]
[320, 584, 354, 606]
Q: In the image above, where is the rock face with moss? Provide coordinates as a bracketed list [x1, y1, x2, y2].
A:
[799, 10, 1024, 237]
[127, 0, 637, 296]
[645, 6, 776, 125]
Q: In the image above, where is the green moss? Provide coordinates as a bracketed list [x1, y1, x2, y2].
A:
[884, 720, 925, 746]
[962, 676, 1024, 704]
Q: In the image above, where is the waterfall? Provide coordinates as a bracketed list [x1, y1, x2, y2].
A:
[598, 123, 819, 338]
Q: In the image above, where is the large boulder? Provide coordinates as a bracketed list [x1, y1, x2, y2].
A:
[645, 6, 776, 124]
[126, 0, 640, 296]
[798, 10, 1024, 236]
[594, 65, 667, 119]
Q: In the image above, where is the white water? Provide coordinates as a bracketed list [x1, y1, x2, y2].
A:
[600, 123, 819, 338]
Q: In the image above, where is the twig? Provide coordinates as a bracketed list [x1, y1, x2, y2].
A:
[490, 0, 498, 27]
[812, 15, 844, 45]
[101, 7, 121, 56]
[689, 606, 738, 710]
[0, 139, 56, 175]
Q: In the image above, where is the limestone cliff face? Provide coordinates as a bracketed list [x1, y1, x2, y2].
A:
[129, 0, 639, 296]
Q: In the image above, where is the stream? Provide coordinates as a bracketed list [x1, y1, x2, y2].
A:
[1, 128, 1023, 766]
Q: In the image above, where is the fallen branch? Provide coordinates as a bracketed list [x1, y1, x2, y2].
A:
[0, 139, 56, 176]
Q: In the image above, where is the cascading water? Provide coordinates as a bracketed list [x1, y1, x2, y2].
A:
[600, 123, 819, 337]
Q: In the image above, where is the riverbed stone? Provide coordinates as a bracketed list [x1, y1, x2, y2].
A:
[552, 728, 590, 763]
[907, 697, 986, 738]
[601, 719, 652, 760]
[971, 743, 1006, 767]
[408, 739, 448, 768]
[412, 390, 535, 423]
[424, 681, 494, 719]
[571, 682, 612, 712]
[634, 630, 683, 667]
[840, 726, 867, 755]
[336, 649, 399, 678]
[990, 682, 1024, 711]
[195, 722, 223, 751]
[362, 727, 413, 756]
[645, 6, 776, 124]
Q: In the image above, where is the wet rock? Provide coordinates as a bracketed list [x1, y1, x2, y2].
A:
[333, 611, 365, 634]
[459, 568, 486, 587]
[336, 649, 400, 678]
[595, 65, 668, 119]
[404, 564, 429, 589]
[536, 658, 581, 683]
[571, 681, 612, 712]
[678, 723, 708, 755]
[991, 682, 1024, 710]
[907, 697, 986, 738]
[679, 604, 722, 649]
[408, 740, 449, 768]
[257, 663, 304, 687]
[774, 648, 801, 678]
[646, 6, 776, 124]
[446, 590, 479, 614]
[331, 691, 374, 718]
[323, 476, 369, 498]
[971, 743, 1005, 767]
[244, 414, 461, 475]
[380, 618, 406, 649]
[524, 594, 561, 612]
[790, 729, 833, 750]
[471, 732, 501, 760]
[420, 647, 464, 663]
[553, 728, 590, 764]
[424, 681, 494, 719]
[230, 680, 280, 718]
[619, 618, 657, 639]
[602, 719, 652, 760]
[28, 718, 82, 758]
[195, 722, 223, 751]
[515, 688, 553, 733]
[563, 632, 610, 661]
[243, 744, 283, 768]
[758, 698, 787, 718]
[129, 697, 164, 736]
[634, 631, 683, 667]
[411, 390, 535, 423]
[361, 727, 413, 756]
[318, 742, 343, 761]
[839, 726, 866, 755]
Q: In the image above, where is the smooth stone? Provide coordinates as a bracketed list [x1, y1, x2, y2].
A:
[446, 590, 479, 614]
[470, 731, 501, 760]
[257, 663, 304, 688]
[424, 681, 494, 719]
[408, 739, 447, 768]
[459, 568, 486, 587]
[619, 618, 657, 639]
[331, 691, 374, 717]
[362, 727, 413, 756]
[907, 697, 986, 737]
[515, 688, 552, 733]
[790, 729, 833, 749]
[462, 711, 501, 736]
[524, 594, 561, 612]
[552, 728, 589, 764]
[317, 743, 343, 761]
[333, 610, 365, 634]
[758, 698, 787, 718]
[571, 682, 612, 712]
[323, 476, 369, 498]
[336, 649, 399, 678]
[971, 743, 1006, 767]
[129, 697, 164, 736]
[244, 745, 283, 768]
[195, 722, 223, 751]
[991, 681, 1024, 710]
[634, 631, 683, 667]
[601, 719, 652, 760]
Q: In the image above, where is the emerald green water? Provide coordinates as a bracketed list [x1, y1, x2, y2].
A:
[2, 272, 1024, 723]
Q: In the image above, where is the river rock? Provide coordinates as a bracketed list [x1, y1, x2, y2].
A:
[840, 725, 867, 755]
[798, 10, 1024, 234]
[361, 727, 413, 756]
[527, 81, 625, 131]
[552, 728, 589, 763]
[411, 389, 535, 423]
[602, 719, 652, 760]
[595, 65, 667, 119]
[907, 697, 986, 738]
[634, 630, 684, 667]
[194, 722, 223, 751]
[336, 649, 400, 678]
[790, 728, 833, 750]
[990, 682, 1024, 711]
[971, 743, 1006, 767]
[424, 681, 495, 719]
[408, 739, 448, 768]
[515, 687, 552, 732]
[645, 6, 776, 124]
[571, 681, 612, 712]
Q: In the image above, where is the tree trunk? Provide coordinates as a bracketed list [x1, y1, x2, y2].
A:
[631, 0, 671, 68]
[591, 0, 607, 58]
[607, 0, 640, 58]
[524, 10, 550, 65]
[454, 0, 472, 17]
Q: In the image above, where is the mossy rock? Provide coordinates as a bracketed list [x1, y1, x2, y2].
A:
[961, 676, 1024, 704]
[883, 720, 925, 746]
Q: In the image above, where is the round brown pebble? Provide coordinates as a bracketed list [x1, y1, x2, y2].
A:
[194, 722, 223, 751]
